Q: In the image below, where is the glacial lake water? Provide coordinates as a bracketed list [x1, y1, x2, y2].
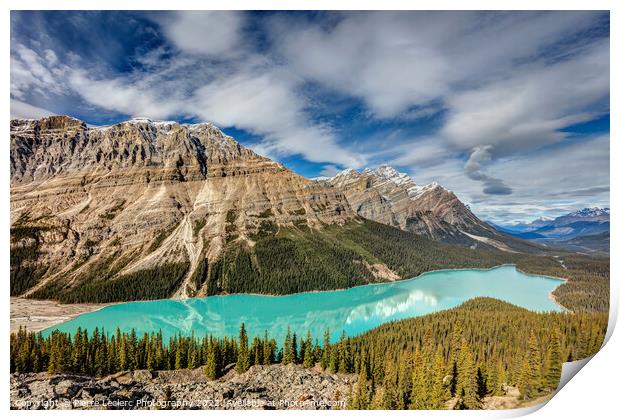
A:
[44, 265, 564, 344]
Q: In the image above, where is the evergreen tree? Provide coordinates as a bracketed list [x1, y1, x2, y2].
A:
[457, 339, 480, 409]
[303, 331, 314, 368]
[262, 332, 272, 365]
[429, 349, 448, 409]
[321, 329, 330, 370]
[396, 351, 412, 409]
[410, 348, 429, 409]
[236, 323, 250, 373]
[283, 327, 294, 365]
[204, 340, 220, 380]
[543, 327, 563, 390]
[251, 336, 262, 366]
[518, 332, 542, 400]
[449, 321, 463, 397]
[382, 358, 399, 409]
[352, 363, 371, 409]
[291, 332, 298, 364]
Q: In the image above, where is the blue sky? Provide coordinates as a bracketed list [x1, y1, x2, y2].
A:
[10, 11, 609, 223]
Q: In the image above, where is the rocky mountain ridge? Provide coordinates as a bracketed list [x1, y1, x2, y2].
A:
[325, 165, 530, 251]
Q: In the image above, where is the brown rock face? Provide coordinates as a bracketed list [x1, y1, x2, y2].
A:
[10, 116, 354, 299]
[327, 166, 517, 249]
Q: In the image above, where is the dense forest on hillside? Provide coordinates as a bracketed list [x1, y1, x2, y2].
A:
[10, 225, 50, 295]
[11, 298, 607, 409]
[199, 220, 609, 313]
[12, 219, 609, 313]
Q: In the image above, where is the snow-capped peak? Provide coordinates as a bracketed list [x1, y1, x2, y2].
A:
[331, 168, 359, 179]
[371, 165, 415, 187]
[567, 207, 610, 217]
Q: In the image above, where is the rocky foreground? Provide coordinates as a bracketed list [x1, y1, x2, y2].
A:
[10, 364, 355, 410]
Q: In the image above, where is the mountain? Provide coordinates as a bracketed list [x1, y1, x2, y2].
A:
[494, 207, 610, 254]
[10, 116, 535, 304]
[496, 208, 609, 239]
[10, 116, 357, 301]
[326, 165, 538, 252]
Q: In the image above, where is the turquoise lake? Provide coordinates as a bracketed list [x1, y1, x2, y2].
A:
[44, 265, 564, 344]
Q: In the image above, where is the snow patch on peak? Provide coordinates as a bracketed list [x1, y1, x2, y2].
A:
[567, 207, 610, 217]
[406, 181, 444, 199]
[371, 165, 415, 187]
[332, 168, 359, 178]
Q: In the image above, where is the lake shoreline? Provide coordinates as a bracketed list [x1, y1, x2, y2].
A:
[10, 297, 109, 334]
[11, 263, 569, 334]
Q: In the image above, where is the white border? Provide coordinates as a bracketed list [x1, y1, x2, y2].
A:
[2, 1, 617, 419]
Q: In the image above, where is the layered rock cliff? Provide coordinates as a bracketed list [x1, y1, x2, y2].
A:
[10, 116, 354, 300]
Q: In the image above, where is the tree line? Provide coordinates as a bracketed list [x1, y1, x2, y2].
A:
[10, 298, 607, 409]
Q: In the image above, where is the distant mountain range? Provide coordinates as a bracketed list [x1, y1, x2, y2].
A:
[493, 207, 610, 253]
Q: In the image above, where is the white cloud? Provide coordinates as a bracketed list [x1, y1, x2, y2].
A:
[11, 45, 65, 99]
[440, 39, 609, 155]
[10, 38, 365, 168]
[192, 69, 365, 167]
[409, 134, 609, 223]
[391, 137, 452, 168]
[319, 164, 343, 177]
[274, 11, 605, 119]
[158, 11, 244, 57]
[10, 99, 55, 119]
[67, 69, 186, 119]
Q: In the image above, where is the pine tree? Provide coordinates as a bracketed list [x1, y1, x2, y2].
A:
[303, 331, 314, 368]
[251, 336, 262, 366]
[321, 329, 330, 370]
[236, 323, 250, 373]
[291, 332, 298, 364]
[449, 321, 463, 397]
[519, 332, 542, 400]
[370, 386, 386, 409]
[476, 362, 488, 398]
[410, 348, 429, 409]
[204, 341, 219, 380]
[71, 327, 83, 373]
[283, 327, 294, 365]
[119, 335, 128, 371]
[429, 349, 448, 409]
[47, 332, 66, 374]
[543, 327, 563, 391]
[262, 332, 272, 365]
[396, 351, 412, 409]
[457, 339, 480, 409]
[352, 363, 370, 409]
[328, 344, 339, 372]
[382, 358, 399, 409]
[94, 346, 106, 376]
[337, 331, 352, 373]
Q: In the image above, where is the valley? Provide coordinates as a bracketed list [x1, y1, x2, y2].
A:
[9, 116, 610, 410]
[10, 115, 585, 305]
